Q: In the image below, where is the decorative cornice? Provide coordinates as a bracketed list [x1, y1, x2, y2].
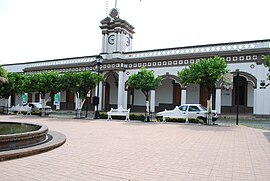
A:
[19, 40, 270, 74]
[124, 40, 270, 59]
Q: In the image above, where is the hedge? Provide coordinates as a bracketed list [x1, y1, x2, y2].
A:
[156, 117, 203, 123]
[99, 112, 145, 121]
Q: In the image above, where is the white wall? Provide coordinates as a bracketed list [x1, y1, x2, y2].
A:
[221, 88, 232, 106]
[134, 89, 145, 105]
[186, 84, 200, 103]
[247, 82, 254, 107]
[253, 64, 270, 115]
[155, 79, 173, 106]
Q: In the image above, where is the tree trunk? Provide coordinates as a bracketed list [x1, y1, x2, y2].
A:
[75, 96, 86, 119]
[3, 98, 7, 114]
[41, 98, 46, 117]
[206, 87, 213, 125]
[75, 92, 81, 118]
[144, 91, 150, 122]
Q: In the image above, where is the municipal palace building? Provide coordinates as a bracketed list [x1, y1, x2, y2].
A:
[2, 8, 270, 117]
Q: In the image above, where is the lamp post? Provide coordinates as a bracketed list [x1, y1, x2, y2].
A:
[236, 69, 240, 125]
[94, 54, 103, 119]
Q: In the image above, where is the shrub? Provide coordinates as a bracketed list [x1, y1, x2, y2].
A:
[99, 112, 108, 119]
[99, 112, 145, 121]
[156, 117, 201, 123]
[130, 114, 145, 121]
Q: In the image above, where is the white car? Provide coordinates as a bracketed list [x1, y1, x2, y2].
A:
[156, 104, 218, 122]
[27, 102, 53, 115]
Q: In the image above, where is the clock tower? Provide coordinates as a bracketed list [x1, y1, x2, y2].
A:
[100, 8, 135, 54]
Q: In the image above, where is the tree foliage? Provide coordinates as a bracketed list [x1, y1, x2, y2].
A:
[60, 71, 101, 99]
[262, 55, 270, 80]
[128, 67, 162, 99]
[0, 72, 25, 99]
[128, 67, 161, 121]
[0, 66, 7, 78]
[178, 56, 228, 124]
[24, 72, 61, 98]
[0, 66, 8, 85]
[178, 56, 228, 95]
[60, 71, 101, 118]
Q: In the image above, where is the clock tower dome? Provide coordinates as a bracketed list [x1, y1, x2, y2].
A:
[100, 8, 135, 54]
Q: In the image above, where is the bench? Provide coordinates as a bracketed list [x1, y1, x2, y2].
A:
[107, 105, 130, 121]
[18, 105, 32, 115]
[162, 106, 186, 122]
[8, 105, 21, 114]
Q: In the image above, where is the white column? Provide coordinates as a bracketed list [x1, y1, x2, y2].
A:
[215, 88, 222, 114]
[39, 93, 42, 103]
[117, 32, 121, 52]
[130, 37, 133, 51]
[8, 96, 11, 107]
[98, 82, 103, 110]
[75, 93, 78, 110]
[123, 90, 128, 109]
[150, 90, 155, 113]
[94, 85, 98, 111]
[102, 84, 106, 110]
[181, 88, 187, 104]
[253, 88, 257, 114]
[102, 34, 108, 53]
[101, 34, 105, 52]
[117, 71, 124, 108]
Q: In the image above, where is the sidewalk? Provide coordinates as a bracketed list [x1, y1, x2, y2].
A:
[1, 115, 270, 180]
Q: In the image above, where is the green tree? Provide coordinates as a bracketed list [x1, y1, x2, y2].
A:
[0, 65, 8, 85]
[0, 73, 25, 110]
[0, 67, 11, 112]
[128, 67, 162, 121]
[262, 55, 270, 80]
[60, 71, 101, 118]
[178, 56, 228, 124]
[24, 72, 61, 116]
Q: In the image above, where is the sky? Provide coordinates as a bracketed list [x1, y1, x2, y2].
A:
[0, 0, 269, 65]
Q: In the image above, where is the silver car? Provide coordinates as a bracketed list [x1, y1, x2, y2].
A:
[28, 102, 52, 115]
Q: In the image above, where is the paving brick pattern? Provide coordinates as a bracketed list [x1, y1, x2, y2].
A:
[1, 115, 270, 181]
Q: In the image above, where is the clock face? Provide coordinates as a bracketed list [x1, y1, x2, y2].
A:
[108, 35, 115, 45]
[126, 37, 130, 47]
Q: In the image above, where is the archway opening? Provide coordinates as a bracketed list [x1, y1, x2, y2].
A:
[232, 76, 253, 113]
[104, 73, 118, 111]
[155, 79, 181, 112]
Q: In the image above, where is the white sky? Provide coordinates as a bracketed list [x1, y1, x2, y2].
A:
[0, 0, 269, 65]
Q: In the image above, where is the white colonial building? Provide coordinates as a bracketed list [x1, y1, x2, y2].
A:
[2, 8, 270, 117]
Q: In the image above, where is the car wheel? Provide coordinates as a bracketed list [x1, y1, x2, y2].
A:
[197, 117, 207, 123]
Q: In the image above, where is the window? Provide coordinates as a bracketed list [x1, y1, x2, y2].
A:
[179, 106, 187, 111]
[188, 106, 200, 112]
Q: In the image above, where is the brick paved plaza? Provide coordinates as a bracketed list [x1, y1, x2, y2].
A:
[0, 115, 270, 181]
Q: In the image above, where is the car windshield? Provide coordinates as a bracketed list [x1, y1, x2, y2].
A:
[199, 105, 207, 111]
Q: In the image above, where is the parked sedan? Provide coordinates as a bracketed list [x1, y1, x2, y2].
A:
[27, 102, 52, 115]
[156, 104, 218, 122]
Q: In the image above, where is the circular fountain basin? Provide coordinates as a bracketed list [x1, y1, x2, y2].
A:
[0, 122, 48, 151]
[0, 121, 66, 162]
